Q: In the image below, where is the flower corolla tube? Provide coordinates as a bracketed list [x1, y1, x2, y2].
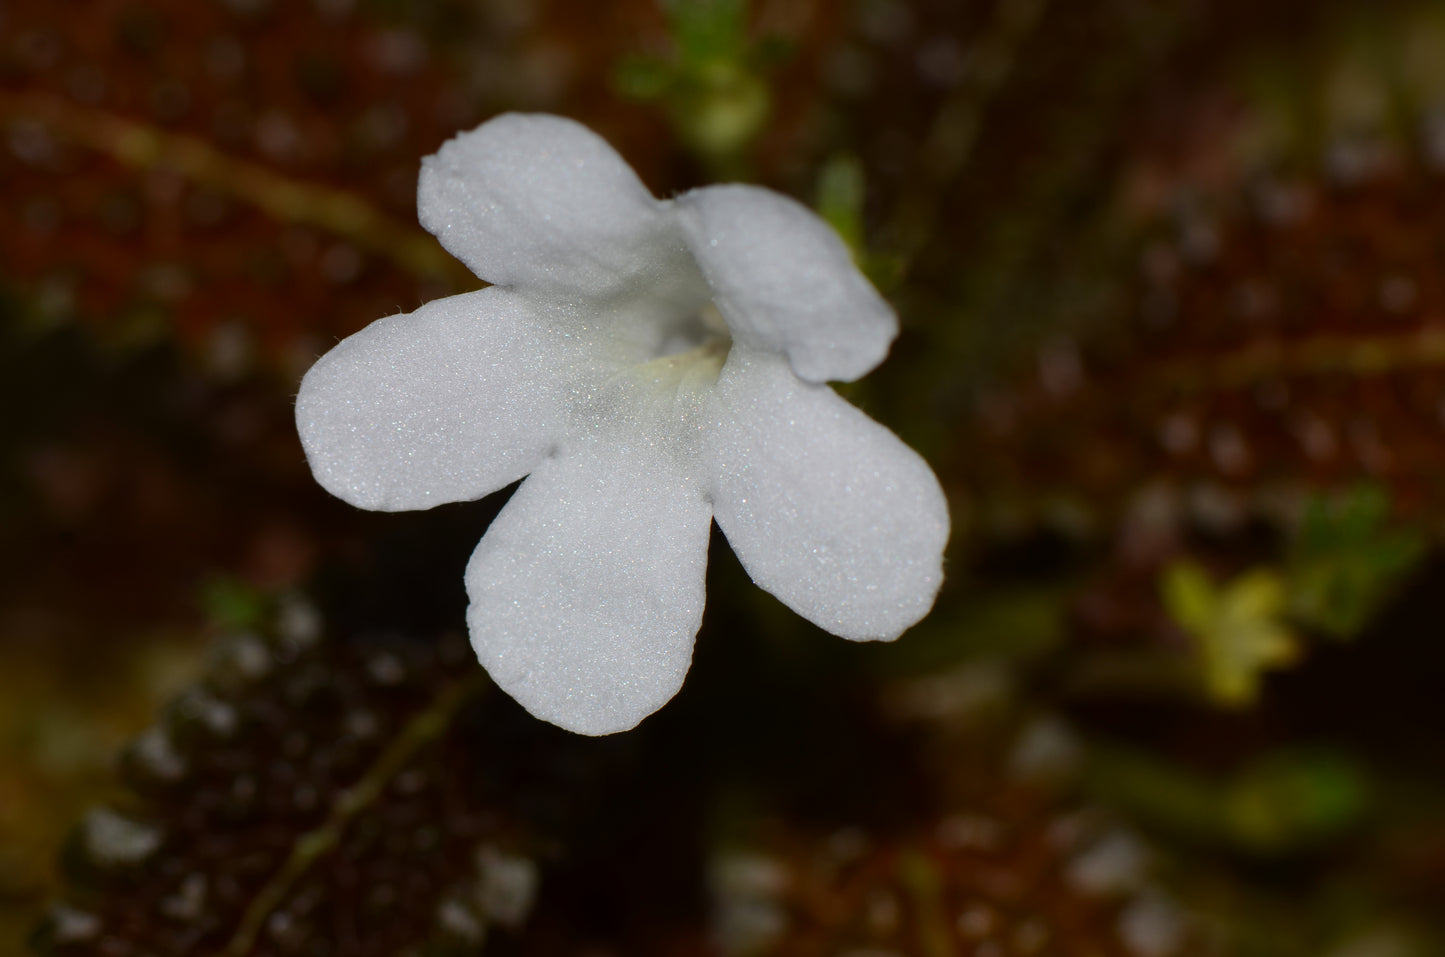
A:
[295, 113, 950, 735]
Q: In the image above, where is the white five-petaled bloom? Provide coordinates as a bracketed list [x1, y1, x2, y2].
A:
[295, 113, 950, 735]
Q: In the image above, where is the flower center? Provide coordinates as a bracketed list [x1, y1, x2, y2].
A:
[624, 301, 731, 413]
[654, 301, 731, 360]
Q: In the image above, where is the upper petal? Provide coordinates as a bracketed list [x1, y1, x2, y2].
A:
[705, 351, 949, 641]
[675, 184, 897, 383]
[465, 434, 713, 736]
[418, 113, 693, 301]
[295, 286, 577, 511]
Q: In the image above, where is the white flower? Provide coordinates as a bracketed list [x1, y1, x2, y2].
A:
[295, 113, 950, 735]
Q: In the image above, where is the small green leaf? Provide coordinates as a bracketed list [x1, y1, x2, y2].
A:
[664, 0, 748, 64]
[1162, 562, 1301, 708]
[199, 575, 269, 631]
[611, 0, 781, 171]
[1161, 561, 1217, 634]
[1222, 750, 1370, 853]
[1286, 485, 1426, 640]
[612, 55, 674, 100]
[669, 62, 770, 161]
[1089, 745, 1369, 855]
[815, 153, 866, 257]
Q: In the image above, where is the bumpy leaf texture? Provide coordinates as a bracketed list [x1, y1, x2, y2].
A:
[33, 604, 626, 957]
[720, 701, 1191, 957]
[962, 150, 1445, 533]
[0, 0, 479, 372]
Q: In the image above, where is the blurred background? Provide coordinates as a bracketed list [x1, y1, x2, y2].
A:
[4, 0, 1445, 953]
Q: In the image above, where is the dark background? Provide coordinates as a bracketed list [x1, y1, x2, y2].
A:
[4, 0, 1445, 954]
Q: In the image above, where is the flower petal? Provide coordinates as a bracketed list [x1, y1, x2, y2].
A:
[676, 184, 897, 383]
[418, 113, 693, 300]
[465, 436, 713, 736]
[295, 286, 575, 511]
[705, 352, 949, 640]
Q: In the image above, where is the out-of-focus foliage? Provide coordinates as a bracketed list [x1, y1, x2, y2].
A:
[812, 152, 866, 259]
[1286, 485, 1427, 639]
[613, 0, 781, 171]
[1162, 563, 1299, 708]
[1092, 745, 1370, 856]
[32, 596, 627, 957]
[6, 0, 1445, 954]
[1153, 487, 1424, 706]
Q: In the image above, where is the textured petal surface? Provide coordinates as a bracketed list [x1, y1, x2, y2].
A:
[465, 435, 713, 736]
[705, 351, 949, 640]
[677, 184, 898, 383]
[418, 113, 691, 300]
[296, 287, 576, 511]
